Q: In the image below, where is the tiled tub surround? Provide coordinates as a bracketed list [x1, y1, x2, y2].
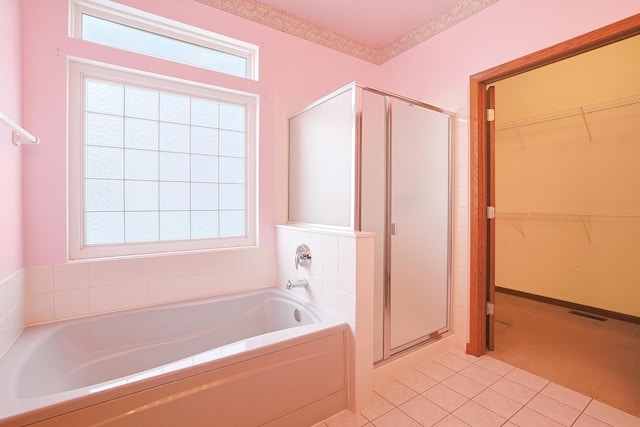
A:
[276, 225, 375, 412]
[318, 350, 640, 427]
[24, 246, 276, 324]
[0, 270, 25, 359]
[0, 288, 347, 426]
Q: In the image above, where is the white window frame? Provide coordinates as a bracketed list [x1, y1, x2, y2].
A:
[68, 59, 258, 260]
[69, 0, 259, 80]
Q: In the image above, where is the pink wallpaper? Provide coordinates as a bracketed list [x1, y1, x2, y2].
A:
[18, 0, 640, 269]
[378, 0, 640, 101]
[21, 0, 377, 266]
[0, 0, 23, 280]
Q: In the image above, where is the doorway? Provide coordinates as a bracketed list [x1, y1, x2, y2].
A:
[468, 10, 640, 416]
[491, 34, 640, 321]
[490, 33, 640, 417]
[468, 13, 640, 357]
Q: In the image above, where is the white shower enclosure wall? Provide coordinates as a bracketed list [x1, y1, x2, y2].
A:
[288, 83, 454, 362]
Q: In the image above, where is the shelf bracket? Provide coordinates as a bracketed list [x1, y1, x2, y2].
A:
[514, 125, 526, 150]
[580, 107, 593, 141]
[503, 218, 526, 238]
[581, 218, 592, 243]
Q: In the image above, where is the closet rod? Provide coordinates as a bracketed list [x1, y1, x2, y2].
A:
[496, 93, 640, 132]
[497, 212, 640, 222]
[0, 112, 40, 145]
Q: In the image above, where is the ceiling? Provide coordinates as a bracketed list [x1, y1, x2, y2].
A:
[256, 0, 462, 48]
[195, 0, 500, 64]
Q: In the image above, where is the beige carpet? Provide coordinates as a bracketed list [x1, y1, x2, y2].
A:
[489, 291, 640, 418]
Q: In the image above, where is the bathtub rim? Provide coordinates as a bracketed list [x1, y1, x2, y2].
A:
[0, 287, 348, 424]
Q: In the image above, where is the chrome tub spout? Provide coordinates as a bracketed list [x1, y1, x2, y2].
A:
[286, 279, 308, 290]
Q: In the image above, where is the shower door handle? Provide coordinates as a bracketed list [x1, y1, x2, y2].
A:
[390, 223, 397, 235]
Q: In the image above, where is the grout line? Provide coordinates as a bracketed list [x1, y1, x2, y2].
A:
[324, 351, 637, 427]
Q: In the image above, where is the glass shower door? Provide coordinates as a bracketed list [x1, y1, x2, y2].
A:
[389, 99, 451, 353]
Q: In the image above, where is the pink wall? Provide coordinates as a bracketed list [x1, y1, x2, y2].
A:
[21, 0, 377, 266]
[19, 0, 640, 269]
[370, 0, 640, 349]
[0, 0, 24, 280]
[377, 0, 640, 101]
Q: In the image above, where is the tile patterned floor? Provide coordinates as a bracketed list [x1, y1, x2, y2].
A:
[314, 350, 640, 427]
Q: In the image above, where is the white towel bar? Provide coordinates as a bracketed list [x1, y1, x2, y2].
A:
[0, 112, 39, 145]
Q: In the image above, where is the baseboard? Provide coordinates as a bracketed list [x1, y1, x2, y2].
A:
[495, 287, 640, 325]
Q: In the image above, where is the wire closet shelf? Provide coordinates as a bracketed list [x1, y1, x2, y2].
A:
[496, 212, 640, 222]
[495, 93, 640, 132]
[495, 92, 640, 226]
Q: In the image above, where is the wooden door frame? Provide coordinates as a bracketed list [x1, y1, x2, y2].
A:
[467, 13, 640, 356]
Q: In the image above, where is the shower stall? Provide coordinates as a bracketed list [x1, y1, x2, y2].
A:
[288, 83, 453, 362]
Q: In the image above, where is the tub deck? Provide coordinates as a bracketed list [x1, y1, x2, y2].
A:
[0, 288, 348, 426]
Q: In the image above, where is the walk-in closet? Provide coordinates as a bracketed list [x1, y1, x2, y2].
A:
[494, 34, 640, 320]
[489, 34, 640, 417]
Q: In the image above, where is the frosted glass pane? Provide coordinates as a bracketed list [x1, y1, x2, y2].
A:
[86, 179, 123, 211]
[86, 113, 123, 147]
[390, 101, 450, 349]
[125, 212, 159, 242]
[160, 182, 190, 210]
[288, 89, 354, 227]
[86, 146, 123, 179]
[125, 86, 158, 120]
[125, 149, 158, 180]
[160, 211, 190, 240]
[219, 130, 244, 157]
[219, 103, 245, 131]
[191, 155, 218, 183]
[359, 89, 387, 362]
[160, 93, 190, 124]
[191, 98, 218, 127]
[125, 118, 158, 150]
[191, 127, 218, 155]
[219, 157, 244, 183]
[191, 183, 218, 210]
[82, 15, 248, 79]
[125, 180, 158, 211]
[87, 80, 123, 115]
[192, 211, 219, 239]
[86, 212, 124, 244]
[219, 210, 244, 237]
[219, 184, 244, 210]
[159, 152, 190, 181]
[159, 123, 190, 152]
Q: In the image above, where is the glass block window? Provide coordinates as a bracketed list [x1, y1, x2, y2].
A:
[69, 60, 257, 259]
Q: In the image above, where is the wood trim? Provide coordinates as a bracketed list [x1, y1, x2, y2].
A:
[472, 13, 640, 84]
[496, 287, 640, 325]
[486, 86, 496, 351]
[467, 79, 487, 356]
[467, 13, 640, 356]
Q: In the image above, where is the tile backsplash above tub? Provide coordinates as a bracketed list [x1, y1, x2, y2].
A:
[25, 247, 277, 324]
[276, 224, 375, 411]
[0, 270, 25, 358]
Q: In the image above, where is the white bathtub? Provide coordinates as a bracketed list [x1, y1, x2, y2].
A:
[0, 288, 348, 426]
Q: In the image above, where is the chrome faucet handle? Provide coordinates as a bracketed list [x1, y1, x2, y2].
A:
[295, 244, 311, 270]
